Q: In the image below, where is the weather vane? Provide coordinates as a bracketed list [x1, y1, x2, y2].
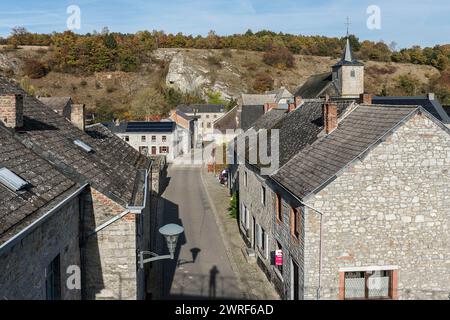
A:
[345, 16, 351, 37]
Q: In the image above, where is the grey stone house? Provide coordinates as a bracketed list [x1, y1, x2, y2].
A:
[271, 102, 450, 300]
[0, 76, 163, 300]
[0, 126, 85, 300]
[236, 98, 355, 296]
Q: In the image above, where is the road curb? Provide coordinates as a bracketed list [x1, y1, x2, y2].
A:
[199, 166, 250, 299]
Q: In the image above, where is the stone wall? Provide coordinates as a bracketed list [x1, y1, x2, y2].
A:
[0, 93, 23, 128]
[304, 114, 450, 300]
[0, 196, 81, 300]
[238, 164, 285, 297]
[339, 66, 364, 98]
[82, 188, 137, 300]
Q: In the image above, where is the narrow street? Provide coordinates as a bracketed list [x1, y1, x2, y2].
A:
[160, 165, 245, 300]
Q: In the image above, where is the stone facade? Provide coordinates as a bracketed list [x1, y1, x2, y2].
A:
[238, 164, 284, 296]
[0, 196, 82, 300]
[333, 65, 364, 98]
[302, 114, 450, 300]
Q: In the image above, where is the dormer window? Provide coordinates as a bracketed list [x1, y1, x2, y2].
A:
[0, 167, 30, 191]
[74, 139, 94, 153]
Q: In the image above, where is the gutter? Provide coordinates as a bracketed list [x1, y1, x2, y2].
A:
[0, 184, 89, 253]
[127, 169, 150, 214]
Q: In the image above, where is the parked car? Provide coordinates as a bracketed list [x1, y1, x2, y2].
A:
[219, 169, 228, 185]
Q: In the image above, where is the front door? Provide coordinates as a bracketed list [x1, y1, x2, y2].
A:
[151, 146, 157, 155]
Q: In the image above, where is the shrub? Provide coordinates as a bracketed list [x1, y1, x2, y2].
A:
[263, 45, 295, 69]
[229, 193, 238, 220]
[253, 73, 274, 93]
[222, 48, 232, 58]
[206, 55, 222, 68]
[22, 58, 48, 79]
[80, 79, 88, 87]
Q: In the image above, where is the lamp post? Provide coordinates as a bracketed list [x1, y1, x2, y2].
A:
[139, 224, 184, 269]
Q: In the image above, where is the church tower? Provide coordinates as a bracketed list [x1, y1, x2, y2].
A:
[332, 25, 364, 98]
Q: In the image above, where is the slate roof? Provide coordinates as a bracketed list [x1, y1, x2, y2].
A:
[272, 99, 355, 168]
[241, 93, 276, 106]
[177, 104, 225, 114]
[0, 76, 150, 211]
[273, 105, 420, 200]
[241, 105, 266, 131]
[38, 97, 72, 114]
[0, 127, 79, 245]
[294, 72, 339, 99]
[241, 99, 354, 176]
[372, 96, 450, 124]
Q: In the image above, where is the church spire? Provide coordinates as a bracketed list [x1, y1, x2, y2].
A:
[343, 16, 353, 62]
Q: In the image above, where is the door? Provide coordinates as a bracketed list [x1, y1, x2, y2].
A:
[151, 146, 157, 155]
[291, 258, 300, 300]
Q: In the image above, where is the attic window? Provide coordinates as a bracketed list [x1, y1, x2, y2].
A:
[0, 168, 30, 191]
[74, 139, 94, 153]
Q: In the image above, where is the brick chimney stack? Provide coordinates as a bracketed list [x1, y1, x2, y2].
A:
[359, 93, 372, 105]
[427, 93, 435, 101]
[323, 102, 338, 134]
[71, 104, 85, 131]
[0, 94, 23, 129]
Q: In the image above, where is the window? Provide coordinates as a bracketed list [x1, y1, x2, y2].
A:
[241, 204, 249, 230]
[257, 225, 267, 258]
[46, 255, 61, 300]
[207, 122, 211, 128]
[141, 136, 146, 142]
[351, 70, 356, 78]
[261, 186, 266, 206]
[74, 139, 93, 153]
[290, 207, 301, 240]
[340, 269, 398, 300]
[151, 136, 156, 142]
[160, 146, 169, 154]
[275, 193, 282, 223]
[162, 136, 167, 142]
[206, 115, 210, 119]
[124, 136, 130, 142]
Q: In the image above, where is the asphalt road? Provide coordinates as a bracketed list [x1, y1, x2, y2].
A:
[161, 165, 243, 300]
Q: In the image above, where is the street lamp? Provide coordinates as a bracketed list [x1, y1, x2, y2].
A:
[139, 223, 184, 269]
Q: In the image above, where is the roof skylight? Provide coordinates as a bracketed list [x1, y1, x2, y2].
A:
[74, 139, 94, 153]
[0, 168, 30, 191]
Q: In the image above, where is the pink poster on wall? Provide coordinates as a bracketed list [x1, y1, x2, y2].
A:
[275, 250, 283, 266]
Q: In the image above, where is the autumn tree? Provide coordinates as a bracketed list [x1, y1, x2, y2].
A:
[131, 87, 167, 120]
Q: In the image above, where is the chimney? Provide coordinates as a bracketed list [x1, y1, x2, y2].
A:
[288, 103, 296, 112]
[0, 94, 23, 129]
[323, 102, 338, 134]
[71, 104, 85, 131]
[264, 103, 278, 113]
[295, 96, 302, 107]
[359, 93, 372, 105]
[427, 93, 435, 101]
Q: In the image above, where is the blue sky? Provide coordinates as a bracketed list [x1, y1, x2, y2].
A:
[0, 0, 449, 48]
